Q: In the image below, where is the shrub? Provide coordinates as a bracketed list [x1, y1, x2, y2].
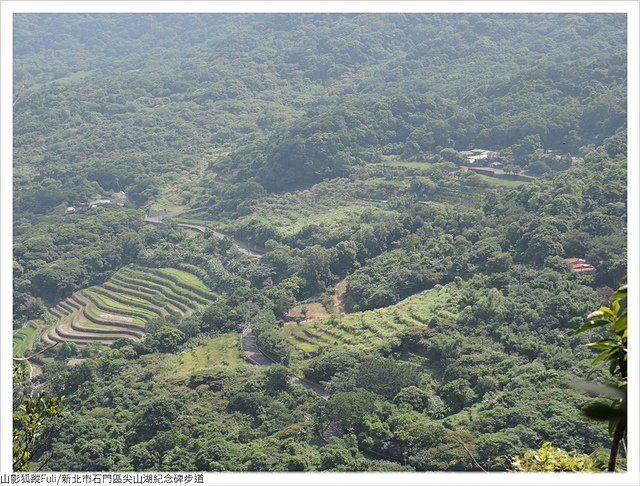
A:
[511, 442, 599, 472]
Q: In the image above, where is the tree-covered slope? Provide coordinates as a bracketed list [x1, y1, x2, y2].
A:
[13, 13, 628, 473]
[14, 14, 626, 199]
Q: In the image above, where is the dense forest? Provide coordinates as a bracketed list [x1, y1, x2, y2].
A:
[12, 13, 627, 473]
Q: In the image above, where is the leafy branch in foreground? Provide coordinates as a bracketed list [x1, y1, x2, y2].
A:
[13, 364, 65, 471]
[511, 442, 599, 472]
[575, 280, 627, 472]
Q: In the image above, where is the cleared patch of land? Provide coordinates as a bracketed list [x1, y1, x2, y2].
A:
[286, 303, 330, 321]
[474, 173, 529, 188]
[373, 160, 438, 169]
[332, 279, 348, 314]
[169, 334, 245, 381]
[281, 284, 455, 363]
[243, 180, 375, 235]
[13, 321, 39, 357]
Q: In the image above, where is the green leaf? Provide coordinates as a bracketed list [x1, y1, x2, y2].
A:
[612, 313, 627, 334]
[588, 341, 616, 350]
[611, 285, 627, 302]
[611, 300, 620, 315]
[582, 402, 623, 421]
[574, 320, 608, 334]
[592, 350, 616, 365]
[608, 417, 621, 435]
[596, 307, 615, 317]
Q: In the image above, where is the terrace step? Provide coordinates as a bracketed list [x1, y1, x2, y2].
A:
[145, 268, 216, 300]
[90, 287, 166, 317]
[81, 306, 146, 332]
[81, 290, 154, 321]
[123, 269, 210, 306]
[48, 306, 66, 319]
[43, 266, 214, 347]
[103, 280, 185, 315]
[49, 326, 116, 344]
[111, 274, 192, 312]
[53, 312, 134, 343]
[70, 319, 144, 339]
[111, 276, 189, 314]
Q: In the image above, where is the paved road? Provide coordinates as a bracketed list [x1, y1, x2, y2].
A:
[240, 326, 341, 441]
[321, 421, 343, 443]
[241, 327, 332, 395]
[144, 210, 264, 258]
[240, 327, 275, 366]
[461, 165, 536, 180]
[289, 377, 330, 399]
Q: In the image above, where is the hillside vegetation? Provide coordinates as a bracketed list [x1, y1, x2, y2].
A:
[12, 13, 627, 473]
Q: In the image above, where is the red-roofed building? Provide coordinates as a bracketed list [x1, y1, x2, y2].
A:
[574, 266, 596, 273]
[564, 258, 595, 273]
[565, 258, 586, 264]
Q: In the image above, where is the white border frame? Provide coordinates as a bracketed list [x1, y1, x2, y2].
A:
[1, 2, 638, 485]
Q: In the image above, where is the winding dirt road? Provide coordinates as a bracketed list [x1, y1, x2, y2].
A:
[332, 279, 348, 314]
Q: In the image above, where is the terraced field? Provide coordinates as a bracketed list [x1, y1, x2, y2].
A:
[13, 321, 40, 357]
[280, 284, 455, 361]
[41, 265, 215, 347]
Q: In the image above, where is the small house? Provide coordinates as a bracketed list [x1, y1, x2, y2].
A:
[565, 257, 595, 273]
[565, 258, 586, 264]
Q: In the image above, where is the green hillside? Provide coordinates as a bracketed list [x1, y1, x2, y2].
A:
[282, 285, 451, 360]
[11, 13, 628, 474]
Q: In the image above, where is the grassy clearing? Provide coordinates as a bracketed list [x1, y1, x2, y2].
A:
[282, 285, 452, 363]
[236, 179, 380, 235]
[474, 174, 528, 188]
[182, 227, 201, 239]
[286, 303, 330, 320]
[243, 202, 373, 236]
[170, 215, 231, 230]
[52, 70, 92, 85]
[170, 334, 244, 381]
[13, 322, 38, 357]
[152, 151, 224, 209]
[150, 204, 189, 213]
